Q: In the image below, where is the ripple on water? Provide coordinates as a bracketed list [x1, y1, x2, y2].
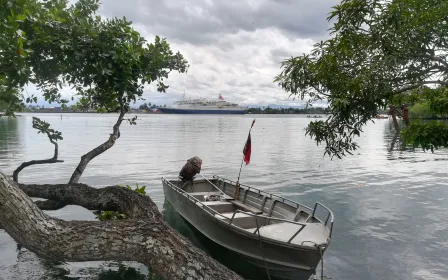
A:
[1, 114, 448, 280]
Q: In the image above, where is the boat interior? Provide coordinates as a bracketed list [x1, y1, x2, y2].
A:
[166, 177, 334, 248]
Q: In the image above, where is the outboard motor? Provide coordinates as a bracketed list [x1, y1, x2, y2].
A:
[179, 156, 202, 189]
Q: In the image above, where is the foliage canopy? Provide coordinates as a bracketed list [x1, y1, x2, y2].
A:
[1, 0, 188, 114]
[275, 0, 448, 157]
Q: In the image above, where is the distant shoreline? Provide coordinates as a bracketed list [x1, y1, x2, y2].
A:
[17, 111, 329, 115]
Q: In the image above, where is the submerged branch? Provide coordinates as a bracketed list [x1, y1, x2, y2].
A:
[0, 172, 243, 280]
[69, 100, 126, 184]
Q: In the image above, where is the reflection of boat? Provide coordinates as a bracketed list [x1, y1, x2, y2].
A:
[158, 94, 247, 114]
[162, 176, 334, 280]
[162, 200, 274, 280]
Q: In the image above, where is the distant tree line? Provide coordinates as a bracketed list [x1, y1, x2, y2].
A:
[246, 106, 329, 114]
[138, 102, 166, 111]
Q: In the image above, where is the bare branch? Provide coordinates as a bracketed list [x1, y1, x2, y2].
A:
[13, 118, 64, 183]
[69, 99, 126, 184]
[13, 159, 64, 183]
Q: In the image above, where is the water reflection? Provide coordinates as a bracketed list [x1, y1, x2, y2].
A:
[0, 117, 20, 169]
[2, 245, 155, 280]
[383, 120, 403, 158]
[162, 200, 280, 280]
[0, 114, 447, 280]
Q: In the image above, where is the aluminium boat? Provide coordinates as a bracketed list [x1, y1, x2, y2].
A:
[162, 176, 334, 280]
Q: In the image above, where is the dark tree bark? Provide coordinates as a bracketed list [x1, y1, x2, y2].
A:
[69, 104, 125, 184]
[0, 172, 243, 280]
[34, 199, 69, 210]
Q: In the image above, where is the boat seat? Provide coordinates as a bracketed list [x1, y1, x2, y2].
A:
[215, 212, 268, 229]
[230, 200, 263, 214]
[244, 222, 330, 246]
[202, 201, 235, 213]
[190, 192, 221, 201]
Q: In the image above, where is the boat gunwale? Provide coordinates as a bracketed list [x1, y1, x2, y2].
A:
[213, 176, 335, 238]
[162, 177, 333, 250]
[213, 176, 314, 211]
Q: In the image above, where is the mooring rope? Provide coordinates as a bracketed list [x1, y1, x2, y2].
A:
[319, 244, 324, 280]
[301, 240, 326, 280]
[255, 217, 272, 280]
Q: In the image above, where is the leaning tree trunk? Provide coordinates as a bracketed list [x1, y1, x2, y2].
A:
[69, 105, 125, 184]
[0, 172, 243, 280]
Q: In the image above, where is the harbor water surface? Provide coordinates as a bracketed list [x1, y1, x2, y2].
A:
[0, 114, 447, 280]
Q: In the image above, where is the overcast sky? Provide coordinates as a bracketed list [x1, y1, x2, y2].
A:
[34, 0, 339, 107]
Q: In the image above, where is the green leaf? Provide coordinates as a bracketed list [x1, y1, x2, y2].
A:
[16, 14, 26, 21]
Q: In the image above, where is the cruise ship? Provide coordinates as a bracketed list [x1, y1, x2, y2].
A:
[158, 94, 247, 114]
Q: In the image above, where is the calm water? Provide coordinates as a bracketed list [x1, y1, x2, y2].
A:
[0, 113, 447, 280]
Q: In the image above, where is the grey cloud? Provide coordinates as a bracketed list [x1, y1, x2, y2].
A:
[260, 82, 279, 89]
[78, 0, 336, 107]
[99, 0, 339, 45]
[270, 48, 293, 63]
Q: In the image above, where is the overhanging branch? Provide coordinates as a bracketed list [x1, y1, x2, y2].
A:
[13, 159, 64, 183]
[13, 118, 64, 183]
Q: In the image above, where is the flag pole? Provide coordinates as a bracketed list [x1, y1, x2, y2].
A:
[234, 158, 245, 199]
[234, 119, 255, 199]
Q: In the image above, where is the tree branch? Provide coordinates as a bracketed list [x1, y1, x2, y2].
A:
[394, 80, 448, 95]
[415, 52, 448, 69]
[13, 119, 64, 183]
[0, 172, 243, 280]
[13, 159, 64, 183]
[18, 183, 156, 218]
[69, 99, 126, 184]
[34, 199, 69, 210]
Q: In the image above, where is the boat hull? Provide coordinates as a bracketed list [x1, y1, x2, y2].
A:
[162, 181, 320, 280]
[158, 107, 246, 114]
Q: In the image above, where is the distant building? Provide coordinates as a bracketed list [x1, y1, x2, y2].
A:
[39, 107, 62, 113]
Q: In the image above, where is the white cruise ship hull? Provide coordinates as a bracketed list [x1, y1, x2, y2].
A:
[158, 107, 246, 114]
